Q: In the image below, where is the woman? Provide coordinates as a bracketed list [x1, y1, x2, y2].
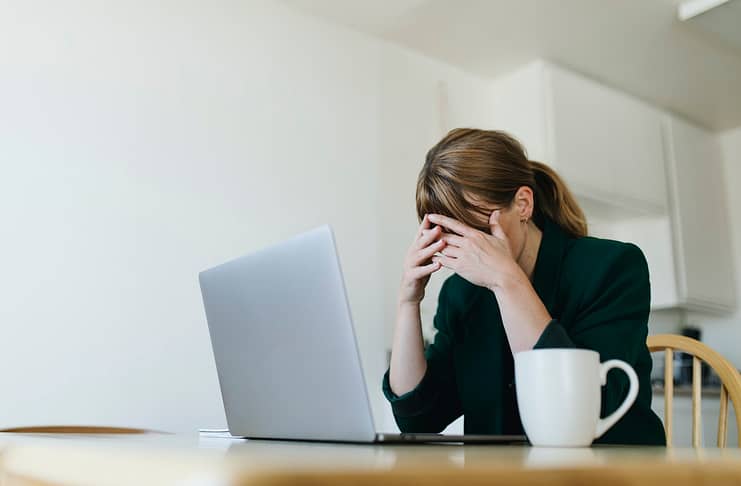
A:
[383, 128, 665, 445]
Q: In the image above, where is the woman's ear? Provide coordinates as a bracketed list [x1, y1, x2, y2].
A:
[514, 186, 535, 221]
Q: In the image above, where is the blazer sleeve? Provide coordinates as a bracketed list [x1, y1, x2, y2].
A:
[382, 279, 463, 433]
[533, 242, 651, 419]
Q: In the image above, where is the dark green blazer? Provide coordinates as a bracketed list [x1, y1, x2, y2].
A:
[382, 216, 666, 445]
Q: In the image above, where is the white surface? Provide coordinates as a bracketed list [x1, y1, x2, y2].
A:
[648, 126, 741, 372]
[490, 62, 550, 163]
[515, 349, 638, 447]
[490, 61, 668, 214]
[680, 0, 741, 52]
[374, 43, 495, 352]
[546, 64, 667, 213]
[490, 61, 737, 314]
[283, 0, 741, 130]
[678, 0, 730, 20]
[2, 0, 739, 439]
[677, 126, 741, 370]
[663, 115, 737, 312]
[0, 0, 494, 433]
[590, 217, 679, 310]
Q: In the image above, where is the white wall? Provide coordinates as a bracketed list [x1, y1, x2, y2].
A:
[376, 52, 495, 347]
[375, 49, 495, 433]
[0, 0, 494, 432]
[8, 0, 732, 437]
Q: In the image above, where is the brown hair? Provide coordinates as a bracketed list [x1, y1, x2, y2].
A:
[416, 128, 587, 238]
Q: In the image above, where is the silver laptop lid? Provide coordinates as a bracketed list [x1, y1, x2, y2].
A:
[199, 226, 376, 442]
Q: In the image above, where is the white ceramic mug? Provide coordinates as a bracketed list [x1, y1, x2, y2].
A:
[514, 348, 639, 447]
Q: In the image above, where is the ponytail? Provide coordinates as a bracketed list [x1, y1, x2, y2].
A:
[417, 129, 588, 239]
[530, 160, 588, 238]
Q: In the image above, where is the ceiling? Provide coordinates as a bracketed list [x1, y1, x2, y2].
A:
[682, 0, 741, 52]
[283, 0, 741, 131]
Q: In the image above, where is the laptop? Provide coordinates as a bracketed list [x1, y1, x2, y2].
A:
[199, 225, 526, 444]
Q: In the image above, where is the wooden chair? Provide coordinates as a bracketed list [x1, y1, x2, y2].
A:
[648, 334, 741, 447]
[0, 425, 156, 434]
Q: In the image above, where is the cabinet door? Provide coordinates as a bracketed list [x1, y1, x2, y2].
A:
[589, 216, 679, 310]
[490, 61, 550, 161]
[545, 64, 667, 213]
[664, 116, 736, 311]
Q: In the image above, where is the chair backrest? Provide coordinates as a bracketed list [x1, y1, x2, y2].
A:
[0, 426, 156, 434]
[647, 334, 741, 447]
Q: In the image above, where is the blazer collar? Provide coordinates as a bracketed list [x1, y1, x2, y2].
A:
[531, 217, 569, 314]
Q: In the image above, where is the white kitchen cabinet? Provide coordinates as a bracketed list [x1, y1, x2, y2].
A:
[491, 61, 667, 214]
[490, 61, 735, 313]
[590, 216, 679, 310]
[579, 116, 735, 313]
[662, 115, 736, 313]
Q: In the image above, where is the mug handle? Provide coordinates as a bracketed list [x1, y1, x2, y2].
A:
[594, 359, 639, 439]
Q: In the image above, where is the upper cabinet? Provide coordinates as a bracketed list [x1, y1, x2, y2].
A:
[663, 115, 736, 312]
[546, 66, 667, 213]
[489, 60, 735, 313]
[491, 61, 667, 214]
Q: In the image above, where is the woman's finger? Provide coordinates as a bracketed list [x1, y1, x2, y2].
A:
[409, 261, 441, 280]
[428, 214, 476, 237]
[432, 254, 458, 270]
[490, 210, 508, 241]
[441, 245, 462, 258]
[415, 225, 441, 249]
[415, 239, 445, 263]
[416, 214, 432, 238]
[441, 233, 465, 248]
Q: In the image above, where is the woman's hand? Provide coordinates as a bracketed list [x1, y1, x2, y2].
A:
[428, 212, 521, 291]
[398, 214, 445, 305]
[429, 212, 551, 352]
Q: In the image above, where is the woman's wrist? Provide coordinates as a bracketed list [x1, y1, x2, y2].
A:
[487, 261, 529, 292]
[397, 298, 422, 310]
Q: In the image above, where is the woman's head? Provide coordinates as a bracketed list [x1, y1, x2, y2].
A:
[416, 128, 587, 245]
